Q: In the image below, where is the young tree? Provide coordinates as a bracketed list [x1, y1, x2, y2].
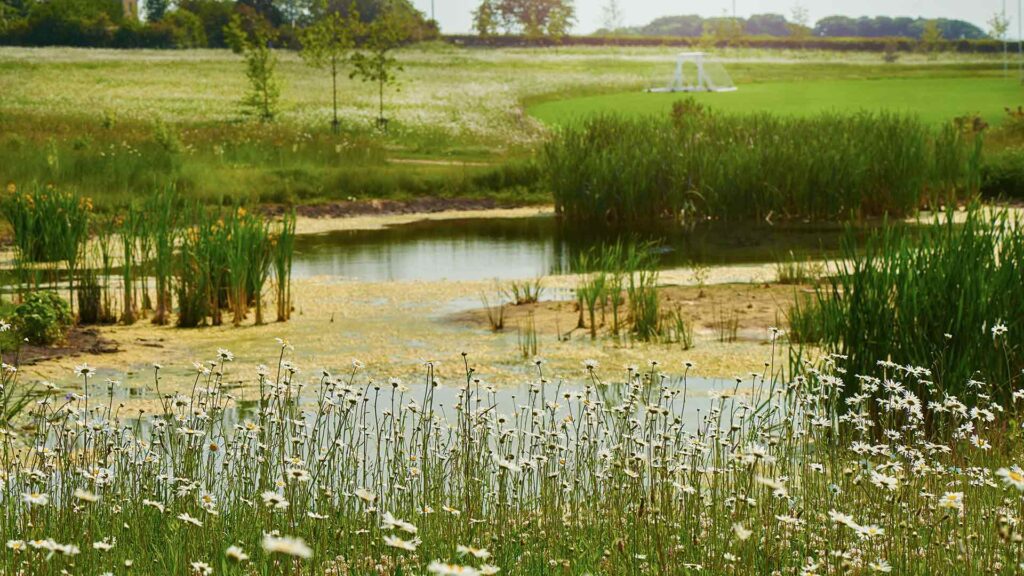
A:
[225, 13, 282, 122]
[787, 3, 811, 46]
[301, 4, 357, 132]
[472, 0, 497, 38]
[144, 0, 170, 21]
[919, 19, 943, 58]
[599, 0, 621, 33]
[350, 2, 407, 130]
[989, 11, 1011, 77]
[545, 0, 573, 46]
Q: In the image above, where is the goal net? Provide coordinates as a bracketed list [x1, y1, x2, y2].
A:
[648, 52, 737, 93]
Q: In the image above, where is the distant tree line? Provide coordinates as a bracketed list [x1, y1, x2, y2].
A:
[472, 0, 575, 44]
[0, 0, 438, 48]
[620, 13, 987, 41]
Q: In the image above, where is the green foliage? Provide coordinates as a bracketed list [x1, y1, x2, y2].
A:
[775, 251, 823, 285]
[19, 0, 122, 45]
[981, 149, 1024, 199]
[14, 291, 73, 345]
[543, 109, 982, 225]
[144, 0, 170, 22]
[630, 13, 987, 40]
[502, 278, 543, 305]
[301, 6, 359, 132]
[492, 0, 575, 41]
[272, 211, 296, 322]
[919, 19, 945, 57]
[472, 0, 498, 37]
[350, 2, 408, 130]
[160, 9, 207, 48]
[0, 183, 91, 265]
[225, 13, 282, 122]
[790, 207, 1024, 403]
[573, 241, 660, 340]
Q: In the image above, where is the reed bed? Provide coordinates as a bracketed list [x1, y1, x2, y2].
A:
[0, 185, 296, 329]
[0, 337, 1022, 575]
[543, 108, 983, 225]
[0, 183, 91, 302]
[789, 206, 1024, 404]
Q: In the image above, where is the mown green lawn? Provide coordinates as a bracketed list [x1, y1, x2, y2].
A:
[529, 76, 1024, 127]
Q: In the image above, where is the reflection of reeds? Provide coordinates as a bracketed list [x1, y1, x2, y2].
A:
[775, 251, 823, 285]
[480, 292, 505, 331]
[517, 312, 538, 359]
[714, 306, 740, 343]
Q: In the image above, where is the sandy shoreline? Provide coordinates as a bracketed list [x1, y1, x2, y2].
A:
[293, 205, 554, 235]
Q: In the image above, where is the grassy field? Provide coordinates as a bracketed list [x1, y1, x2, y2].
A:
[0, 45, 1016, 207]
[529, 76, 1024, 127]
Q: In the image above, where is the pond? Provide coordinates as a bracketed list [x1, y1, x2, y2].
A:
[292, 215, 864, 282]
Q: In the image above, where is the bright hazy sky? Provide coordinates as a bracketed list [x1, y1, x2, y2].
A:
[407, 0, 1017, 36]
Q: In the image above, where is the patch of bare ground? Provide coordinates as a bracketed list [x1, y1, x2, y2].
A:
[18, 327, 119, 366]
[451, 282, 814, 342]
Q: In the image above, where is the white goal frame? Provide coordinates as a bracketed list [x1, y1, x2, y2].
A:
[648, 52, 737, 93]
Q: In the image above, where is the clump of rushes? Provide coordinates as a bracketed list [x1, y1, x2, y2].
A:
[95, 217, 117, 324]
[544, 109, 983, 226]
[1, 185, 295, 329]
[226, 207, 274, 327]
[791, 205, 1024, 405]
[502, 278, 543, 305]
[572, 241, 662, 341]
[273, 211, 296, 323]
[0, 183, 90, 307]
[118, 206, 139, 325]
[148, 187, 179, 325]
[175, 208, 211, 328]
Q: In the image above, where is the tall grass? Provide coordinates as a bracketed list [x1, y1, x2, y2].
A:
[789, 206, 1024, 403]
[0, 183, 91, 304]
[544, 107, 983, 225]
[147, 187, 179, 325]
[273, 211, 296, 323]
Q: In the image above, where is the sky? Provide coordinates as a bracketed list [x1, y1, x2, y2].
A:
[407, 0, 1018, 36]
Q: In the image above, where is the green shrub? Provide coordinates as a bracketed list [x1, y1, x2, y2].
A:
[981, 149, 1024, 199]
[15, 291, 73, 345]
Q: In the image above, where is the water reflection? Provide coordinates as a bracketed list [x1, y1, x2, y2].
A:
[73, 374, 735, 433]
[292, 216, 869, 282]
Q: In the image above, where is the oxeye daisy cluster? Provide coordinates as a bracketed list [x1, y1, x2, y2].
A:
[0, 340, 1022, 575]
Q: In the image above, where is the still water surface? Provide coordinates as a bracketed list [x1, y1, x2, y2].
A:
[292, 215, 861, 282]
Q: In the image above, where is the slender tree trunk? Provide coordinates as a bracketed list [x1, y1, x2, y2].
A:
[378, 75, 384, 129]
[331, 59, 339, 134]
